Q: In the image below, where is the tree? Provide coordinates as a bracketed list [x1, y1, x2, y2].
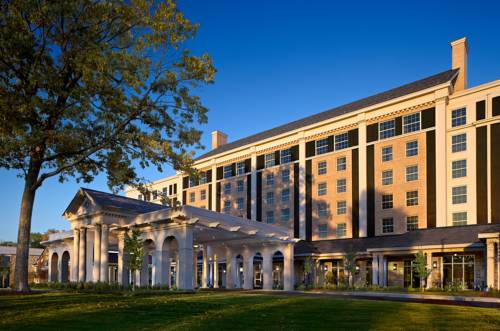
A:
[343, 247, 357, 289]
[0, 0, 215, 291]
[124, 229, 145, 289]
[412, 251, 432, 291]
[29, 232, 44, 248]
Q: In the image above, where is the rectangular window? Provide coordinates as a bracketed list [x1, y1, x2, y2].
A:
[224, 183, 231, 194]
[280, 208, 290, 222]
[382, 194, 393, 209]
[451, 108, 466, 127]
[189, 192, 195, 203]
[237, 198, 244, 210]
[266, 173, 274, 186]
[452, 160, 467, 178]
[337, 201, 347, 215]
[406, 140, 418, 157]
[318, 203, 328, 217]
[318, 161, 327, 175]
[406, 216, 418, 231]
[318, 224, 328, 238]
[318, 182, 327, 196]
[337, 179, 346, 193]
[199, 172, 208, 185]
[281, 169, 290, 182]
[336, 223, 347, 237]
[379, 119, 395, 139]
[280, 148, 292, 164]
[237, 180, 244, 192]
[406, 165, 418, 182]
[452, 212, 467, 226]
[224, 200, 231, 212]
[266, 211, 275, 224]
[403, 112, 421, 133]
[236, 161, 246, 175]
[152, 190, 158, 200]
[266, 192, 274, 205]
[406, 190, 418, 206]
[316, 138, 329, 155]
[382, 170, 393, 185]
[335, 133, 349, 150]
[382, 218, 394, 233]
[200, 190, 206, 201]
[281, 189, 290, 202]
[265, 153, 275, 168]
[223, 165, 232, 179]
[336, 156, 347, 171]
[382, 146, 393, 162]
[452, 133, 467, 153]
[138, 194, 143, 200]
[452, 186, 467, 204]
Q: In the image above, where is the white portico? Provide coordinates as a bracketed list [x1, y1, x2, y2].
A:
[45, 188, 296, 291]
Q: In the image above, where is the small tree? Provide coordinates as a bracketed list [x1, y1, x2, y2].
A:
[124, 229, 145, 290]
[343, 248, 357, 289]
[412, 251, 432, 291]
[302, 256, 313, 288]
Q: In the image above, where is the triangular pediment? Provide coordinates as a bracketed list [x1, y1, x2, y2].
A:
[63, 188, 101, 218]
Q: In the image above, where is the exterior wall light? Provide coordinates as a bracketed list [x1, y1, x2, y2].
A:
[392, 263, 397, 271]
[355, 265, 360, 271]
[324, 266, 328, 271]
[433, 261, 438, 269]
[239, 267, 243, 272]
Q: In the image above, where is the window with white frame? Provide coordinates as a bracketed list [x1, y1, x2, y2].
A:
[265, 153, 275, 168]
[318, 182, 327, 196]
[237, 180, 244, 192]
[224, 200, 231, 212]
[318, 161, 327, 175]
[335, 133, 349, 150]
[403, 112, 421, 133]
[189, 192, 195, 202]
[451, 108, 466, 127]
[224, 183, 231, 194]
[189, 177, 196, 187]
[200, 172, 208, 184]
[379, 119, 395, 139]
[452, 133, 467, 153]
[152, 190, 158, 200]
[266, 173, 274, 186]
[406, 165, 418, 181]
[237, 198, 244, 210]
[336, 223, 347, 237]
[382, 218, 394, 233]
[337, 156, 347, 171]
[318, 203, 328, 217]
[281, 188, 290, 202]
[452, 212, 467, 226]
[406, 140, 418, 157]
[138, 194, 143, 200]
[337, 201, 347, 215]
[281, 169, 290, 182]
[452, 186, 467, 204]
[200, 190, 206, 201]
[236, 161, 246, 175]
[382, 170, 393, 185]
[281, 208, 290, 222]
[337, 178, 346, 193]
[382, 194, 393, 209]
[452, 160, 467, 178]
[406, 216, 418, 231]
[280, 148, 292, 164]
[382, 146, 393, 162]
[318, 224, 328, 238]
[406, 190, 418, 206]
[266, 192, 274, 205]
[223, 165, 232, 178]
[266, 211, 275, 224]
[316, 138, 329, 155]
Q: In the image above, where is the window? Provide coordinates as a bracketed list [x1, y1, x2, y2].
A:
[337, 179, 346, 193]
[318, 203, 328, 217]
[223, 165, 232, 179]
[281, 189, 290, 202]
[442, 254, 475, 290]
[336, 223, 347, 237]
[189, 192, 195, 203]
[224, 200, 231, 212]
[406, 140, 418, 157]
[406, 191, 418, 206]
[281, 208, 290, 222]
[281, 169, 290, 182]
[382, 218, 394, 233]
[382, 170, 393, 185]
[382, 146, 393, 162]
[237, 198, 244, 210]
[236, 180, 244, 192]
[379, 119, 395, 139]
[406, 165, 418, 182]
[406, 216, 418, 231]
[316, 138, 329, 155]
[280, 148, 292, 164]
[318, 224, 328, 238]
[318, 161, 327, 175]
[200, 190, 206, 201]
[335, 133, 348, 150]
[452, 212, 467, 226]
[236, 161, 246, 176]
[152, 190, 159, 200]
[403, 112, 421, 133]
[452, 160, 467, 178]
[451, 108, 466, 127]
[382, 194, 393, 209]
[318, 182, 327, 196]
[337, 201, 347, 215]
[266, 173, 274, 186]
[224, 183, 231, 194]
[200, 172, 208, 184]
[266, 192, 274, 205]
[337, 156, 347, 171]
[138, 194, 143, 200]
[189, 176, 196, 187]
[452, 133, 467, 153]
[452, 186, 467, 204]
[265, 153, 275, 168]
[266, 211, 275, 224]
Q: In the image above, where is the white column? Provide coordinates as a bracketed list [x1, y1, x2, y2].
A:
[426, 252, 433, 289]
[213, 253, 219, 288]
[486, 240, 496, 289]
[154, 249, 162, 286]
[100, 225, 109, 283]
[226, 248, 235, 289]
[372, 255, 379, 286]
[298, 136, 306, 239]
[202, 244, 211, 288]
[193, 248, 198, 288]
[78, 227, 86, 282]
[380, 256, 387, 287]
[358, 116, 368, 237]
[435, 94, 448, 227]
[57, 254, 63, 282]
[243, 252, 254, 290]
[72, 229, 79, 282]
[117, 233, 128, 286]
[283, 243, 294, 291]
[211, 162, 217, 211]
[92, 226, 101, 282]
[176, 226, 194, 290]
[262, 250, 273, 290]
[250, 148, 257, 221]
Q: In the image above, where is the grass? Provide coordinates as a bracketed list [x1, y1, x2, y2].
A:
[0, 291, 499, 330]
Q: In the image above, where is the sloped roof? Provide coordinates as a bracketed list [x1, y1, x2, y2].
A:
[196, 69, 458, 161]
[0, 246, 44, 256]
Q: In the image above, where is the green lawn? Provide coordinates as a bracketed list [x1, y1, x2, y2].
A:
[0, 291, 499, 330]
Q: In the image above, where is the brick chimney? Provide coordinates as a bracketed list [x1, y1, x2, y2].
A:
[211, 130, 227, 150]
[451, 37, 468, 92]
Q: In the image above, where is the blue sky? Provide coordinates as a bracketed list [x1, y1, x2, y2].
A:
[1, 0, 500, 242]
